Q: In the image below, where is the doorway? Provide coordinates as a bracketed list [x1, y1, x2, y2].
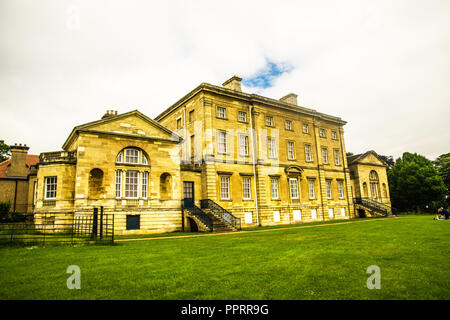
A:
[183, 181, 194, 208]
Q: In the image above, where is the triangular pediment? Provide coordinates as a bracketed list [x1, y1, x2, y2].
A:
[63, 110, 181, 150]
[353, 151, 386, 166]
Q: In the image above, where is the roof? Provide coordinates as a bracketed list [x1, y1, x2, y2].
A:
[154, 82, 347, 126]
[0, 154, 39, 178]
[346, 150, 387, 166]
[62, 109, 182, 150]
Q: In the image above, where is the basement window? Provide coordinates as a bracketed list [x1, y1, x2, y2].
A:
[126, 215, 140, 230]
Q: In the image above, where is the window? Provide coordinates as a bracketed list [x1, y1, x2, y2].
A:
[218, 130, 227, 154]
[370, 170, 378, 180]
[293, 210, 301, 221]
[287, 141, 295, 160]
[322, 147, 328, 164]
[217, 107, 226, 119]
[116, 148, 148, 165]
[44, 177, 57, 200]
[319, 128, 326, 138]
[273, 211, 281, 222]
[285, 120, 292, 130]
[242, 177, 251, 200]
[268, 137, 277, 158]
[176, 118, 182, 129]
[326, 180, 332, 199]
[338, 181, 344, 199]
[308, 180, 315, 199]
[340, 208, 346, 217]
[220, 176, 230, 200]
[311, 209, 317, 220]
[266, 115, 273, 127]
[240, 135, 249, 156]
[371, 183, 378, 199]
[289, 178, 299, 199]
[271, 178, 279, 200]
[142, 171, 148, 198]
[126, 215, 140, 230]
[115, 170, 122, 198]
[238, 111, 247, 122]
[305, 144, 312, 162]
[189, 110, 194, 122]
[334, 149, 340, 165]
[244, 212, 253, 224]
[125, 171, 139, 198]
[328, 208, 334, 218]
[331, 131, 337, 140]
[302, 123, 309, 134]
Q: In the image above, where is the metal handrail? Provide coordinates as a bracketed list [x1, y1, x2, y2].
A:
[200, 199, 241, 230]
[183, 204, 213, 232]
[354, 197, 392, 216]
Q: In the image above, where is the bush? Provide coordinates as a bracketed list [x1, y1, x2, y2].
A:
[0, 201, 11, 217]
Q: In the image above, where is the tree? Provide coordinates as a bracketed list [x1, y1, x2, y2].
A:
[434, 153, 450, 206]
[346, 152, 354, 156]
[0, 140, 11, 162]
[378, 154, 394, 170]
[388, 152, 446, 212]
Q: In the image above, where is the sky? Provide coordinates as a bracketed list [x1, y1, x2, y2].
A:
[1, 0, 449, 160]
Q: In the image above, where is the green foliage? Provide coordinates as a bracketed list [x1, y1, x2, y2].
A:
[0, 140, 11, 163]
[0, 201, 11, 218]
[388, 152, 447, 212]
[434, 153, 450, 206]
[378, 154, 394, 170]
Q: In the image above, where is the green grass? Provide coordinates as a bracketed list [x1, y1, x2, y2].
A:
[0, 215, 449, 300]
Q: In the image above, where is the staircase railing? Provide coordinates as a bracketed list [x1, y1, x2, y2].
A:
[182, 203, 213, 232]
[354, 197, 392, 216]
[200, 199, 241, 230]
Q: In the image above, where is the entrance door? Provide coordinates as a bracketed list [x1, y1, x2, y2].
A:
[183, 181, 194, 208]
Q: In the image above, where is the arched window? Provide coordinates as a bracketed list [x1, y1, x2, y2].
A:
[160, 173, 172, 200]
[89, 168, 104, 198]
[116, 148, 149, 165]
[362, 182, 368, 197]
[369, 170, 378, 181]
[369, 171, 380, 199]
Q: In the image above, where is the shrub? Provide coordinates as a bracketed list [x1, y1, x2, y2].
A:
[0, 201, 11, 220]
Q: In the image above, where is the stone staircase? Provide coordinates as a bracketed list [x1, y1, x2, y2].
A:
[203, 208, 236, 233]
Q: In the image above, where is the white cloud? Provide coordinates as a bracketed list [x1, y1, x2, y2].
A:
[0, 0, 449, 160]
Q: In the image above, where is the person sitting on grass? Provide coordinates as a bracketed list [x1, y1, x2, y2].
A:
[435, 207, 449, 220]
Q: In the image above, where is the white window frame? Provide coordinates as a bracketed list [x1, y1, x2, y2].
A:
[334, 149, 340, 165]
[218, 130, 227, 154]
[341, 208, 346, 217]
[338, 181, 344, 199]
[303, 123, 309, 134]
[238, 111, 247, 122]
[220, 176, 230, 200]
[268, 137, 277, 159]
[125, 148, 139, 164]
[239, 134, 249, 156]
[293, 209, 301, 221]
[142, 171, 148, 199]
[244, 212, 253, 224]
[328, 208, 334, 218]
[308, 180, 315, 199]
[289, 178, 299, 199]
[271, 178, 279, 200]
[331, 131, 337, 140]
[266, 115, 273, 127]
[115, 170, 122, 198]
[319, 128, 326, 138]
[273, 210, 281, 222]
[125, 171, 139, 199]
[285, 120, 292, 130]
[322, 147, 328, 164]
[217, 107, 226, 119]
[242, 177, 251, 200]
[44, 176, 57, 200]
[287, 141, 295, 160]
[311, 209, 317, 220]
[326, 180, 332, 199]
[305, 144, 312, 162]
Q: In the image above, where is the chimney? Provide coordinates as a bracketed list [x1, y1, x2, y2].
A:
[222, 76, 242, 92]
[102, 110, 118, 119]
[280, 93, 298, 105]
[8, 143, 30, 177]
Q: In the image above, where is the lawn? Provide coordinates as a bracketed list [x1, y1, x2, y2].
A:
[0, 215, 449, 300]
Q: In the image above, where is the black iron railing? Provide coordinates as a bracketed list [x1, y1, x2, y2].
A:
[354, 197, 393, 216]
[183, 203, 213, 232]
[200, 199, 241, 230]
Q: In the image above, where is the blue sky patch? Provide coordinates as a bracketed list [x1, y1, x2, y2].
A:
[242, 61, 293, 89]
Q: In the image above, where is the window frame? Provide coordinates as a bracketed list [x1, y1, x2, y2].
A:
[220, 176, 231, 200]
[302, 123, 309, 134]
[265, 115, 274, 127]
[287, 141, 295, 160]
[242, 177, 251, 200]
[268, 137, 277, 159]
[44, 176, 57, 200]
[322, 147, 328, 164]
[334, 149, 340, 166]
[125, 170, 139, 199]
[326, 180, 332, 199]
[285, 120, 292, 131]
[217, 130, 228, 154]
[305, 144, 313, 162]
[289, 178, 299, 200]
[271, 178, 279, 200]
[217, 106, 227, 119]
[338, 181, 344, 199]
[238, 111, 247, 123]
[308, 180, 316, 199]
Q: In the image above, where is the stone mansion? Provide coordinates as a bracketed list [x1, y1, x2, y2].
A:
[18, 76, 392, 234]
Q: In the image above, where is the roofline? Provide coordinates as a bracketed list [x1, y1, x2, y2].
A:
[62, 110, 181, 150]
[154, 82, 347, 126]
[347, 150, 387, 166]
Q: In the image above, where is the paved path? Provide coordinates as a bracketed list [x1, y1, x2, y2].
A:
[116, 217, 398, 243]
